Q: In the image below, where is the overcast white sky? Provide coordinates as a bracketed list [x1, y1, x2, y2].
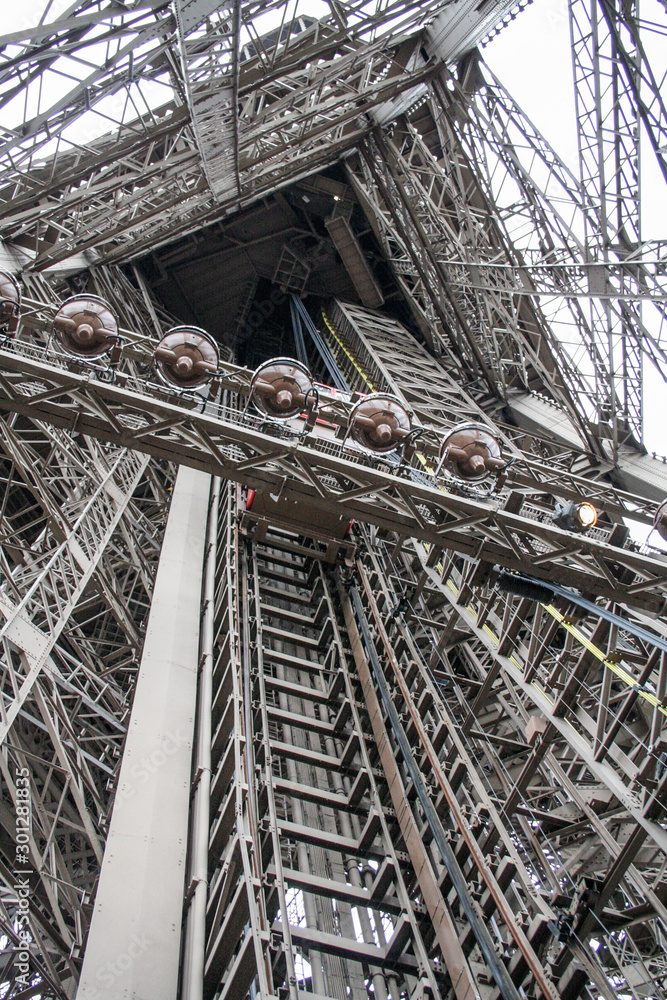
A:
[484, 0, 667, 464]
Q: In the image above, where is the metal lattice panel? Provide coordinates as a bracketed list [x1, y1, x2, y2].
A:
[0, 1, 666, 998]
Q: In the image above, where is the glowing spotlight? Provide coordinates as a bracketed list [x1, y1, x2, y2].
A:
[553, 500, 598, 532]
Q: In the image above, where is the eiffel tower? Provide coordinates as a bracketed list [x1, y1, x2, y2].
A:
[0, 2, 666, 999]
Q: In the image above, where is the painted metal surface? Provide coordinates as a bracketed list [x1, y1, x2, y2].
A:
[1, 3, 666, 994]
[76, 465, 210, 1000]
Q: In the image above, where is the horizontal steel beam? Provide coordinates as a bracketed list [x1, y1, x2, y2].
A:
[0, 347, 665, 611]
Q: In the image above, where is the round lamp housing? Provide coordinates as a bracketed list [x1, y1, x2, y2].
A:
[250, 358, 313, 419]
[348, 394, 411, 453]
[154, 326, 219, 389]
[439, 423, 505, 482]
[576, 501, 598, 530]
[553, 500, 598, 532]
[53, 294, 118, 359]
[653, 498, 667, 543]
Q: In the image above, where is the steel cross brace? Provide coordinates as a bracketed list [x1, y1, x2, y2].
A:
[0, 446, 149, 745]
[0, 419, 150, 638]
[360, 531, 666, 998]
[0, 434, 151, 991]
[0, 346, 665, 611]
[408, 541, 667, 853]
[174, 0, 241, 201]
[426, 58, 667, 453]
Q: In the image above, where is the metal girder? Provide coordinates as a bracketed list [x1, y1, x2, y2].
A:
[0, 0, 665, 459]
[592, 0, 667, 187]
[394, 253, 667, 304]
[395, 539, 667, 853]
[0, 342, 666, 613]
[348, 120, 632, 456]
[0, 479, 161, 993]
[393, 99, 597, 423]
[0, 389, 159, 651]
[174, 0, 241, 200]
[325, 300, 603, 485]
[0, 410, 160, 700]
[77, 465, 210, 1000]
[350, 131, 501, 381]
[253, 306, 667, 1000]
[353, 526, 667, 1000]
[422, 56, 667, 454]
[0, 446, 149, 744]
[570, 0, 642, 250]
[569, 0, 644, 444]
[2, 7, 667, 998]
[14, 288, 662, 523]
[319, 303, 666, 1000]
[0, 440, 156, 991]
[0, 1, 461, 269]
[322, 298, 667, 520]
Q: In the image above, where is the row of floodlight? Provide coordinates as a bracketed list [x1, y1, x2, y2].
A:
[0, 282, 509, 483]
[2, 276, 662, 540]
[0, 279, 223, 388]
[249, 357, 509, 484]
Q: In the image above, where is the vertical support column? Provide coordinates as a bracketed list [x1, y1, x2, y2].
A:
[77, 466, 211, 1000]
[182, 476, 220, 1000]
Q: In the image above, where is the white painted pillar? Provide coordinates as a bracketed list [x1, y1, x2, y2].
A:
[77, 466, 211, 1000]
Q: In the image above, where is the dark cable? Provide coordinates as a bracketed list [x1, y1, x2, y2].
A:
[348, 584, 523, 1000]
[290, 296, 309, 367]
[496, 571, 667, 656]
[291, 295, 349, 391]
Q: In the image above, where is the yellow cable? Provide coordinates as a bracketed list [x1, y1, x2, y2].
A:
[443, 574, 666, 718]
[319, 312, 663, 714]
[321, 308, 377, 392]
[321, 307, 437, 476]
[541, 602, 667, 716]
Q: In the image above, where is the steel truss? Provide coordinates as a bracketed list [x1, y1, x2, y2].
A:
[0, 278, 172, 997]
[568, 0, 665, 446]
[2, 326, 667, 611]
[347, 61, 667, 457]
[187, 309, 666, 1000]
[429, 48, 667, 453]
[351, 529, 667, 1000]
[2, 1, 666, 450]
[0, 306, 663, 1000]
[186, 476, 666, 1000]
[0, 1, 666, 998]
[0, 291, 664, 997]
[0, 1, 444, 269]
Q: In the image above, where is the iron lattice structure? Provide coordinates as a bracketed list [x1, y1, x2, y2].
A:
[0, 3, 666, 1000]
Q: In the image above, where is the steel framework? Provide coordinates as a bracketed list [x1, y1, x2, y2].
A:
[0, 2, 666, 1000]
